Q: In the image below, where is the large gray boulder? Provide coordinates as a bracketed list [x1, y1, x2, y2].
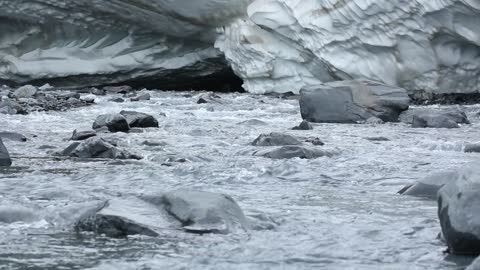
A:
[0, 138, 12, 166]
[255, 146, 335, 160]
[399, 171, 458, 199]
[438, 163, 480, 255]
[400, 108, 469, 129]
[92, 113, 130, 133]
[0, 132, 27, 142]
[76, 190, 248, 237]
[13, 85, 38, 98]
[59, 137, 141, 160]
[299, 80, 409, 123]
[252, 133, 302, 146]
[120, 111, 159, 128]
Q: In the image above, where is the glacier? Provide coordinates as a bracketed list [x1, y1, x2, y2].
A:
[1, 0, 479, 94]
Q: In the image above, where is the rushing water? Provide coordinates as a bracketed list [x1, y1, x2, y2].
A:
[0, 91, 479, 269]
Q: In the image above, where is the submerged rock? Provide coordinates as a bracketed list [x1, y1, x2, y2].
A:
[76, 190, 248, 237]
[467, 257, 480, 270]
[0, 132, 27, 142]
[365, 117, 385, 125]
[300, 80, 409, 123]
[399, 171, 458, 199]
[292, 120, 313, 130]
[255, 146, 334, 159]
[59, 138, 141, 160]
[109, 97, 124, 103]
[0, 206, 37, 223]
[70, 129, 97, 141]
[252, 133, 301, 146]
[465, 144, 480, 153]
[0, 138, 12, 166]
[131, 93, 151, 102]
[305, 137, 325, 146]
[103, 86, 133, 94]
[92, 114, 130, 133]
[120, 111, 159, 128]
[438, 163, 480, 255]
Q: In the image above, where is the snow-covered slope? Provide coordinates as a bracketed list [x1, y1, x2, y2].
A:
[1, 0, 479, 94]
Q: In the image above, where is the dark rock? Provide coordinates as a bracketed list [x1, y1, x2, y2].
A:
[57, 92, 81, 100]
[0, 138, 12, 166]
[38, 145, 56, 150]
[465, 144, 480, 153]
[13, 85, 38, 98]
[71, 129, 97, 141]
[109, 97, 125, 103]
[197, 93, 221, 104]
[131, 93, 151, 102]
[81, 95, 95, 103]
[142, 140, 167, 147]
[365, 137, 390, 142]
[59, 138, 141, 160]
[0, 99, 25, 115]
[400, 108, 469, 128]
[120, 111, 159, 128]
[255, 146, 334, 159]
[438, 163, 480, 255]
[252, 133, 302, 146]
[75, 198, 168, 238]
[292, 120, 313, 130]
[305, 137, 325, 146]
[300, 80, 409, 123]
[149, 189, 248, 234]
[103, 86, 133, 94]
[238, 119, 268, 126]
[0, 132, 27, 142]
[398, 171, 458, 199]
[92, 114, 130, 133]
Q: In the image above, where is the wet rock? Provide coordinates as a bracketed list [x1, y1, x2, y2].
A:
[131, 93, 151, 102]
[13, 85, 38, 98]
[103, 86, 133, 94]
[197, 93, 221, 104]
[398, 171, 458, 199]
[0, 138, 12, 166]
[467, 257, 480, 270]
[57, 92, 80, 100]
[305, 137, 325, 146]
[59, 137, 141, 160]
[92, 113, 130, 133]
[252, 132, 302, 146]
[71, 129, 97, 141]
[0, 99, 25, 115]
[0, 206, 37, 223]
[109, 97, 125, 103]
[255, 146, 334, 159]
[238, 119, 268, 126]
[142, 140, 167, 147]
[400, 108, 469, 129]
[151, 189, 248, 234]
[300, 80, 409, 123]
[0, 132, 27, 142]
[120, 111, 159, 128]
[80, 95, 96, 103]
[365, 136, 390, 142]
[292, 120, 313, 130]
[465, 144, 480, 153]
[365, 117, 384, 125]
[438, 163, 480, 255]
[75, 198, 168, 238]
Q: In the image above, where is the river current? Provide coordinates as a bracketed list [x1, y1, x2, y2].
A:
[0, 91, 478, 269]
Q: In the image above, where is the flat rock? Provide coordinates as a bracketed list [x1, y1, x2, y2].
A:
[71, 129, 97, 141]
[398, 171, 458, 199]
[255, 146, 334, 159]
[252, 133, 302, 146]
[0, 132, 27, 142]
[92, 113, 130, 133]
[400, 108, 469, 129]
[438, 163, 480, 255]
[109, 97, 124, 103]
[0, 138, 12, 166]
[300, 80, 409, 123]
[151, 189, 248, 234]
[292, 120, 313, 130]
[13, 85, 38, 98]
[120, 111, 159, 128]
[59, 137, 141, 160]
